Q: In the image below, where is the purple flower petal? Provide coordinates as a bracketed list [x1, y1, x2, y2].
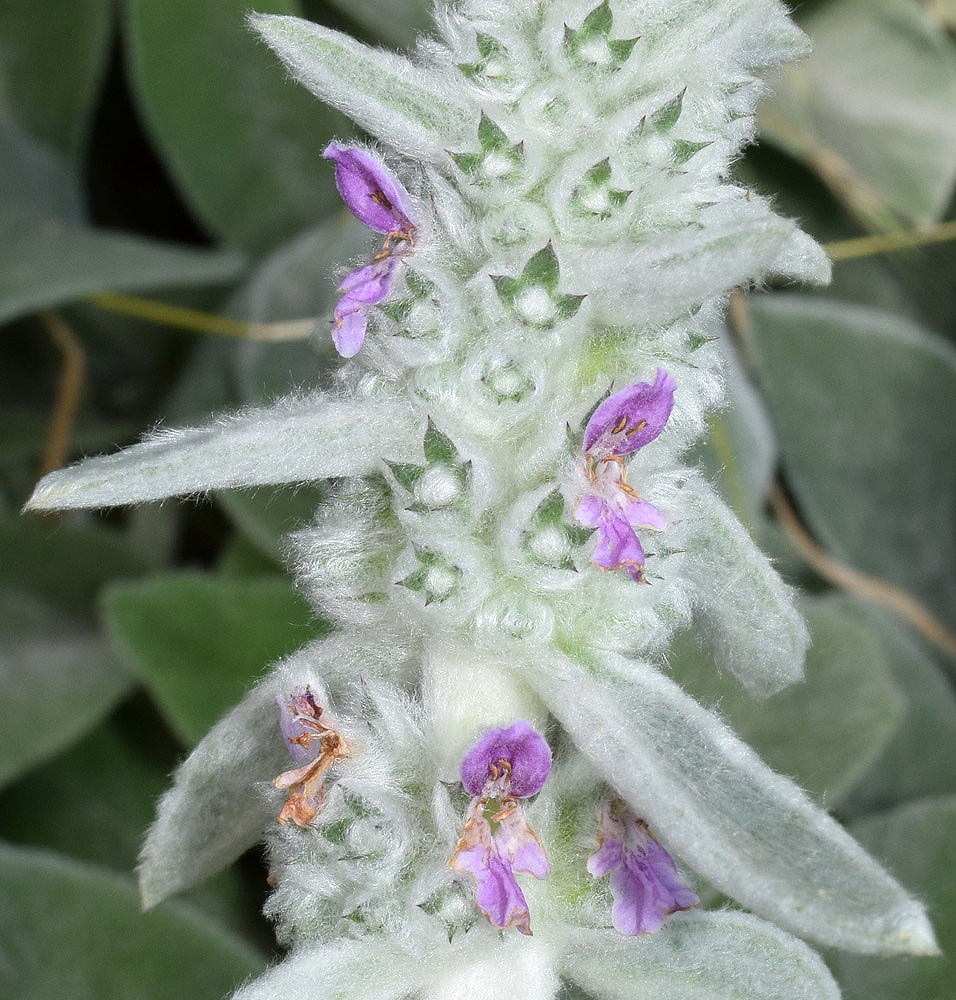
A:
[331, 308, 368, 358]
[323, 142, 416, 235]
[584, 369, 676, 456]
[336, 259, 395, 301]
[495, 809, 550, 879]
[460, 721, 552, 797]
[592, 508, 646, 579]
[589, 800, 698, 935]
[624, 497, 667, 532]
[275, 687, 324, 763]
[331, 258, 397, 358]
[449, 798, 543, 935]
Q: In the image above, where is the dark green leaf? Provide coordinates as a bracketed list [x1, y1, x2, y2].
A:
[0, 592, 131, 789]
[0, 0, 112, 160]
[127, 0, 348, 254]
[759, 0, 956, 225]
[832, 797, 956, 1000]
[216, 484, 325, 564]
[748, 294, 956, 635]
[0, 843, 265, 1000]
[101, 573, 323, 746]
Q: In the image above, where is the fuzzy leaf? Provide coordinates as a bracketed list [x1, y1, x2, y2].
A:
[566, 913, 840, 1000]
[101, 573, 322, 746]
[832, 797, 956, 1000]
[250, 14, 474, 160]
[526, 647, 937, 955]
[670, 595, 906, 805]
[677, 476, 808, 696]
[567, 207, 829, 328]
[127, 0, 346, 254]
[0, 844, 264, 1000]
[24, 392, 423, 511]
[138, 674, 288, 907]
[747, 295, 956, 635]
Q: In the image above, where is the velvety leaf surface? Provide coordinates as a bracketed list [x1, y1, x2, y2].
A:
[747, 294, 956, 635]
[0, 592, 131, 789]
[567, 914, 840, 1000]
[670, 595, 905, 806]
[760, 0, 956, 224]
[529, 647, 935, 955]
[251, 14, 475, 160]
[25, 391, 424, 510]
[0, 0, 112, 159]
[831, 797, 956, 1000]
[101, 572, 322, 746]
[126, 0, 348, 254]
[0, 843, 265, 1000]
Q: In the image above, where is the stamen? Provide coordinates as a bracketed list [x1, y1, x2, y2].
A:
[612, 415, 628, 434]
[625, 419, 648, 436]
[492, 799, 518, 822]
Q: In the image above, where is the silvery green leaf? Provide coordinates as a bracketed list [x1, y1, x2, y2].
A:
[670, 595, 906, 806]
[566, 912, 839, 1000]
[24, 392, 422, 511]
[250, 14, 474, 159]
[138, 672, 287, 907]
[229, 940, 412, 1000]
[526, 647, 937, 955]
[569, 207, 829, 328]
[677, 475, 807, 696]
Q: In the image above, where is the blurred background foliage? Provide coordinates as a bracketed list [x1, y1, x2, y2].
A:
[1, 1, 954, 997]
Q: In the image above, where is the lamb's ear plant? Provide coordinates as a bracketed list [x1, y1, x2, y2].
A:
[25, 1, 938, 997]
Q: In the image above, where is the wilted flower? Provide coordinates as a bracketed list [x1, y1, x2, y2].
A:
[449, 721, 552, 934]
[588, 798, 698, 935]
[576, 368, 676, 581]
[274, 687, 349, 827]
[323, 141, 418, 356]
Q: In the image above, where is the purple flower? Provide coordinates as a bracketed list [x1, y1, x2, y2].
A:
[273, 687, 348, 827]
[323, 142, 417, 357]
[575, 368, 676, 582]
[449, 721, 552, 935]
[588, 799, 698, 935]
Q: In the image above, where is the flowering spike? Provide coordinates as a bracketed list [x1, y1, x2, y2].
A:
[450, 722, 551, 934]
[323, 142, 417, 356]
[273, 687, 349, 827]
[576, 370, 675, 581]
[588, 799, 699, 935]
